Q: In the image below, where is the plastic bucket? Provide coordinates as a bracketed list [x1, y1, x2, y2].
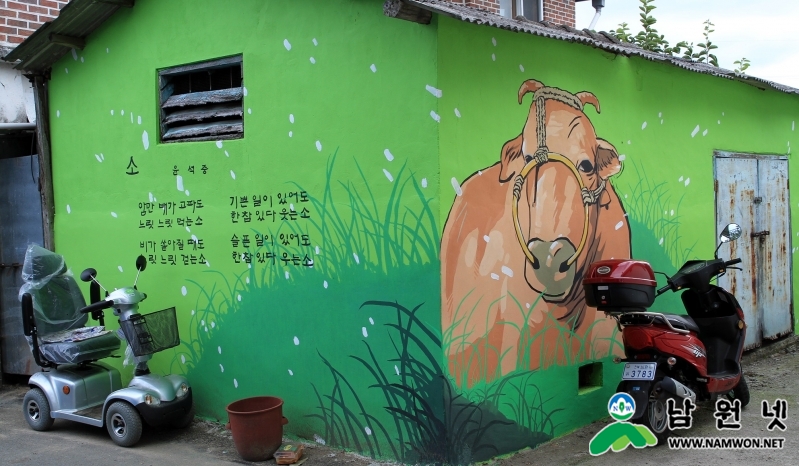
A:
[225, 396, 288, 461]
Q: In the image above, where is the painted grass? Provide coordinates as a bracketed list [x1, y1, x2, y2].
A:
[617, 159, 697, 267]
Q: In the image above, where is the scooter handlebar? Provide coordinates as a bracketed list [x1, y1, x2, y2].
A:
[79, 299, 114, 314]
[724, 258, 742, 267]
[656, 283, 672, 295]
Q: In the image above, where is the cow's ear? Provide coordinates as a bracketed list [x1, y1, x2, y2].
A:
[499, 135, 524, 183]
[596, 138, 621, 180]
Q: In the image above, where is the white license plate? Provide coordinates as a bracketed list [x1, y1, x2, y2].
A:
[622, 363, 656, 380]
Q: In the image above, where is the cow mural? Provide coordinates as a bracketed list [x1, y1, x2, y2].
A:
[442, 79, 632, 387]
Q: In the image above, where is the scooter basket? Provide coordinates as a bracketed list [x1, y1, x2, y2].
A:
[119, 307, 179, 357]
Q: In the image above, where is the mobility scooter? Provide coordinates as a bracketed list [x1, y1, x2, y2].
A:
[19, 245, 193, 447]
[583, 223, 749, 443]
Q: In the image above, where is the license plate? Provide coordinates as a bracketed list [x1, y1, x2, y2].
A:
[622, 363, 656, 380]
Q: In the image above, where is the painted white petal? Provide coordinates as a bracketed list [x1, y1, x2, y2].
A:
[383, 169, 394, 182]
[365, 427, 372, 436]
[285, 271, 290, 279]
[176, 175, 184, 191]
[490, 273, 499, 280]
[220, 364, 224, 373]
[483, 235, 490, 243]
[685, 178, 691, 186]
[370, 64, 377, 73]
[519, 64, 525, 72]
[353, 253, 360, 264]
[362, 327, 368, 337]
[691, 125, 700, 137]
[216, 140, 223, 148]
[181, 286, 187, 296]
[451, 177, 462, 196]
[369, 317, 374, 325]
[66, 205, 71, 213]
[288, 369, 294, 376]
[316, 141, 322, 151]
[425, 84, 442, 98]
[234, 379, 238, 388]
[218, 346, 222, 354]
[230, 170, 236, 180]
[111, 212, 118, 218]
[237, 294, 242, 301]
[118, 266, 123, 272]
[283, 39, 291, 50]
[642, 121, 647, 130]
[142, 130, 149, 150]
[501, 266, 513, 277]
[384, 149, 394, 161]
[430, 110, 440, 122]
[615, 221, 624, 231]
[181, 355, 186, 364]
[309, 57, 316, 64]
[395, 365, 400, 375]
[454, 108, 461, 118]
[421, 178, 428, 188]
[294, 336, 300, 345]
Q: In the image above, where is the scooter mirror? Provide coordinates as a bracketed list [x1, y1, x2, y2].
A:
[80, 268, 97, 283]
[136, 255, 147, 272]
[720, 223, 742, 243]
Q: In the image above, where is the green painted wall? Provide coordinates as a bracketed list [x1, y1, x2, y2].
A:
[437, 14, 799, 459]
[43, 0, 799, 462]
[48, 0, 442, 460]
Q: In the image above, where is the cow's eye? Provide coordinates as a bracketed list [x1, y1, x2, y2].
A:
[578, 160, 594, 173]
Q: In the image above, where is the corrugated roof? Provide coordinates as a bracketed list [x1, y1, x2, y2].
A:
[406, 0, 799, 96]
[2, 0, 132, 72]
[3, 0, 798, 97]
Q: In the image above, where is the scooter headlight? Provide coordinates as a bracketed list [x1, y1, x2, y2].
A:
[144, 394, 161, 405]
[177, 383, 189, 398]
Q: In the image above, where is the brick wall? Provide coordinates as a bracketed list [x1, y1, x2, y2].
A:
[0, 0, 69, 46]
[446, 0, 501, 15]
[542, 0, 575, 27]
[442, 0, 576, 27]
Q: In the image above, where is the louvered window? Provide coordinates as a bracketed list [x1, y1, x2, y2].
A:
[158, 55, 244, 143]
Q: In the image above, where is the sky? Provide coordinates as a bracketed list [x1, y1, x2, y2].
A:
[575, 0, 799, 89]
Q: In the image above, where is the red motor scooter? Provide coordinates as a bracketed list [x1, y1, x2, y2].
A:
[583, 223, 749, 443]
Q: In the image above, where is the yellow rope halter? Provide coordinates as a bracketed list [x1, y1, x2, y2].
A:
[511, 87, 606, 269]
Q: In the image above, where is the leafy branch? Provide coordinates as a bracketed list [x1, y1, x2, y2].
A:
[609, 0, 745, 70]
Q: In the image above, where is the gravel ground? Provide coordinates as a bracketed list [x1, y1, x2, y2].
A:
[1, 337, 796, 465]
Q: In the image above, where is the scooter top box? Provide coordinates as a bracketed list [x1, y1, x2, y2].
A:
[583, 259, 656, 310]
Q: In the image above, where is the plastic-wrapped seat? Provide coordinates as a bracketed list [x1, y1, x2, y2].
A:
[19, 245, 120, 365]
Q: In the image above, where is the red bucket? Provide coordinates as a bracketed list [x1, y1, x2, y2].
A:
[225, 396, 288, 461]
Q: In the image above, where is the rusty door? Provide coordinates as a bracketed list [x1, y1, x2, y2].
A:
[714, 153, 793, 350]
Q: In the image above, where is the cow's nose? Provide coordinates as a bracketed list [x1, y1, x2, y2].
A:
[527, 238, 575, 274]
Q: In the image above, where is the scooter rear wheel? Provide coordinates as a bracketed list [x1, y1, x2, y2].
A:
[638, 392, 673, 445]
[105, 401, 143, 447]
[22, 388, 54, 431]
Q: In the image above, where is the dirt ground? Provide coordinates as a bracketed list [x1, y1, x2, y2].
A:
[1, 337, 796, 465]
[491, 338, 799, 466]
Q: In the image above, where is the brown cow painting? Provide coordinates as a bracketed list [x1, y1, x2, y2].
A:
[442, 79, 632, 388]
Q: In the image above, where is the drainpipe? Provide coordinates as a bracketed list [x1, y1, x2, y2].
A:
[0, 123, 36, 130]
[27, 74, 55, 252]
[588, 0, 604, 30]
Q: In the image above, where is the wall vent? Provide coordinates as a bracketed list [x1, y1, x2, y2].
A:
[578, 362, 603, 394]
[158, 55, 243, 143]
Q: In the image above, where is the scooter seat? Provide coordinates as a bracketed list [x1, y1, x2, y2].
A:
[38, 331, 120, 365]
[661, 314, 700, 334]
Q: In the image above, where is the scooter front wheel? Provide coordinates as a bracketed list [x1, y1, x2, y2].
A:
[105, 401, 143, 447]
[22, 388, 54, 431]
[726, 374, 750, 408]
